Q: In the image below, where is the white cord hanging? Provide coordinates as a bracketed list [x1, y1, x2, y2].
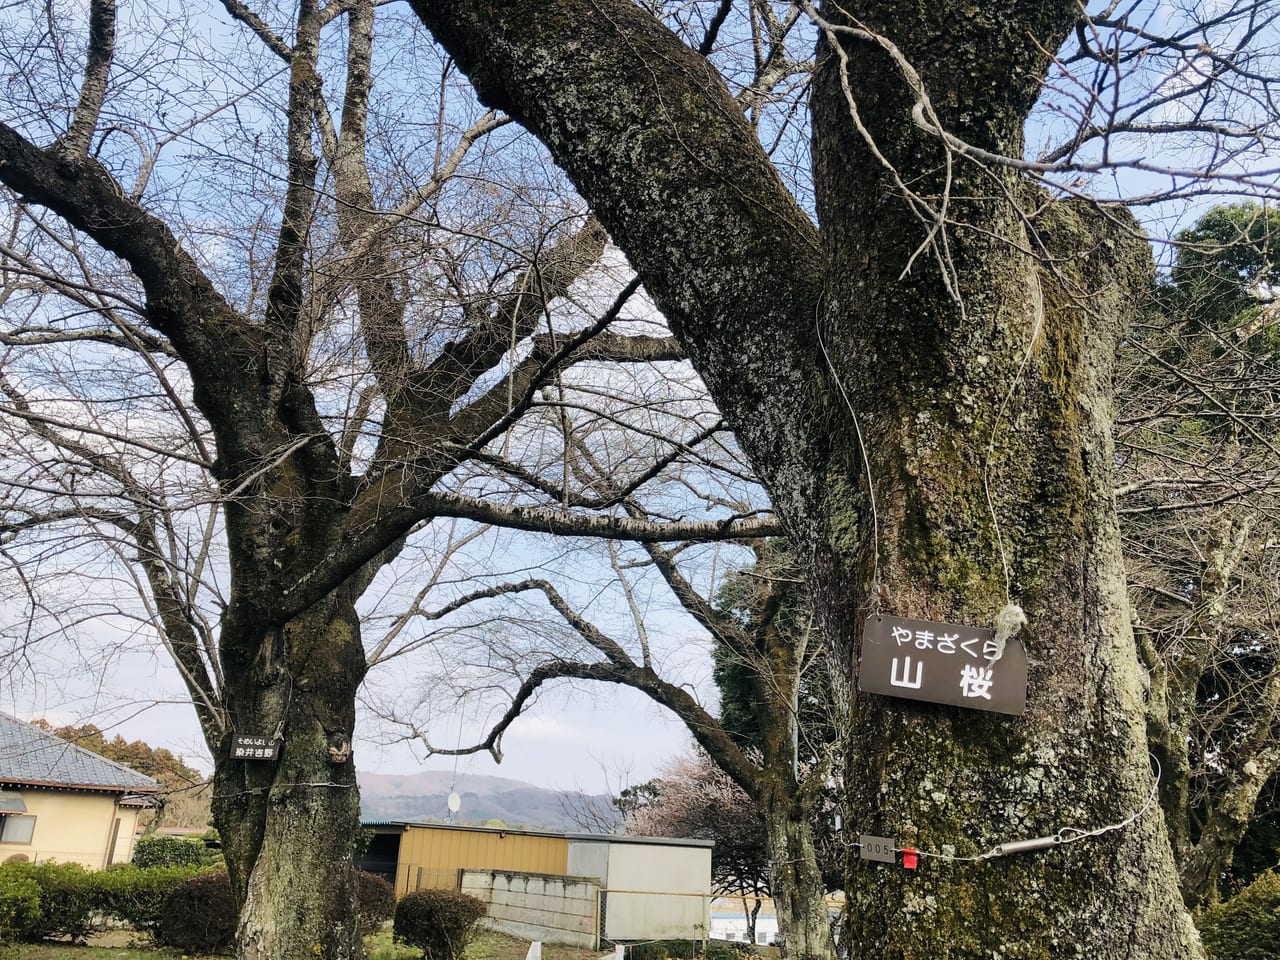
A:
[814, 297, 882, 609]
[841, 755, 1163, 865]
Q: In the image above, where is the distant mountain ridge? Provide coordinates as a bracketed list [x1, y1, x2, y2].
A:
[357, 769, 621, 832]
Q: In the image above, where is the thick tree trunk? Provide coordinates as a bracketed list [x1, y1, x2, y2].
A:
[822, 253, 1201, 952]
[412, 1, 1204, 955]
[818, 205, 1202, 954]
[808, 5, 1203, 953]
[213, 594, 367, 960]
[761, 787, 833, 960]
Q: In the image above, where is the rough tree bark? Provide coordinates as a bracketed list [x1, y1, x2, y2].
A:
[413, 1, 1203, 956]
[760, 784, 831, 960]
[214, 594, 367, 958]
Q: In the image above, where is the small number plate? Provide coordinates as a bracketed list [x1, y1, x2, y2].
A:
[858, 834, 897, 863]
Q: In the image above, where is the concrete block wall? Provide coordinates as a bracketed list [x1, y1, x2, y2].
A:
[461, 869, 600, 949]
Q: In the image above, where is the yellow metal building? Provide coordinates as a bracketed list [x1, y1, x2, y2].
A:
[371, 821, 571, 897]
[362, 820, 715, 946]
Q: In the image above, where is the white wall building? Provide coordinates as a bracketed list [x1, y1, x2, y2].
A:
[568, 834, 714, 942]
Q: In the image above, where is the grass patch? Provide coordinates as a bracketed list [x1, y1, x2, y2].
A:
[466, 932, 601, 960]
[4, 928, 603, 960]
[0, 931, 182, 959]
[365, 928, 419, 960]
[2, 950, 178, 960]
[368, 930, 600, 960]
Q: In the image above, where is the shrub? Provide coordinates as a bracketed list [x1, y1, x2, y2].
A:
[393, 889, 486, 960]
[703, 943, 754, 960]
[0, 860, 208, 944]
[95, 864, 204, 937]
[355, 869, 395, 934]
[620, 943, 751, 960]
[198, 830, 225, 868]
[0, 866, 41, 943]
[23, 862, 95, 942]
[1199, 870, 1280, 960]
[132, 834, 208, 870]
[157, 871, 236, 955]
[624, 941, 700, 960]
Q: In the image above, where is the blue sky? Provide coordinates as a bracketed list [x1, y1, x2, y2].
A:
[2, 0, 1276, 797]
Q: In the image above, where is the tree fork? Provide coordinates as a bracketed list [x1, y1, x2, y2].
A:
[414, 0, 1205, 955]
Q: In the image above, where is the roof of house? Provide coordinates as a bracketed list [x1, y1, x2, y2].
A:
[0, 713, 159, 793]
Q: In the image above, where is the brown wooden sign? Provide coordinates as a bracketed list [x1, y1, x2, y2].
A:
[858, 614, 1026, 715]
[231, 735, 281, 760]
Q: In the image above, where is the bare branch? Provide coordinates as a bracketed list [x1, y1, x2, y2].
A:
[219, 0, 292, 61]
[404, 492, 780, 543]
[60, 0, 116, 157]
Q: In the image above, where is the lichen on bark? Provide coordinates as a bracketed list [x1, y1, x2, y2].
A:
[413, 1, 1208, 955]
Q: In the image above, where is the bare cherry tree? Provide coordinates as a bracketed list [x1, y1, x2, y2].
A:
[4, 0, 1280, 955]
[0, 3, 775, 957]
[1119, 202, 1280, 908]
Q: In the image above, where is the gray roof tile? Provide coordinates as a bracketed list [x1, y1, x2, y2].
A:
[0, 713, 159, 792]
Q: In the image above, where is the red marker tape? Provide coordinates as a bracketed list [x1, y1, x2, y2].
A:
[901, 849, 918, 870]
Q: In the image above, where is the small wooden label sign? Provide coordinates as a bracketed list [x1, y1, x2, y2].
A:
[231, 735, 280, 761]
[858, 614, 1027, 715]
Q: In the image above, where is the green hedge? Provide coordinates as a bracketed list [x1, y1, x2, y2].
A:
[0, 860, 203, 944]
[394, 889, 487, 960]
[96, 864, 205, 936]
[131, 834, 210, 869]
[1199, 871, 1280, 960]
[0, 866, 42, 943]
[151, 867, 390, 952]
[21, 863, 96, 942]
[0, 859, 390, 950]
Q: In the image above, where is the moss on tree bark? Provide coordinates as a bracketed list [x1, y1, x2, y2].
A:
[215, 594, 367, 960]
[415, 1, 1206, 955]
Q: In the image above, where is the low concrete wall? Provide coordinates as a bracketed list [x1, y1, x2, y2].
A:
[461, 869, 600, 949]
